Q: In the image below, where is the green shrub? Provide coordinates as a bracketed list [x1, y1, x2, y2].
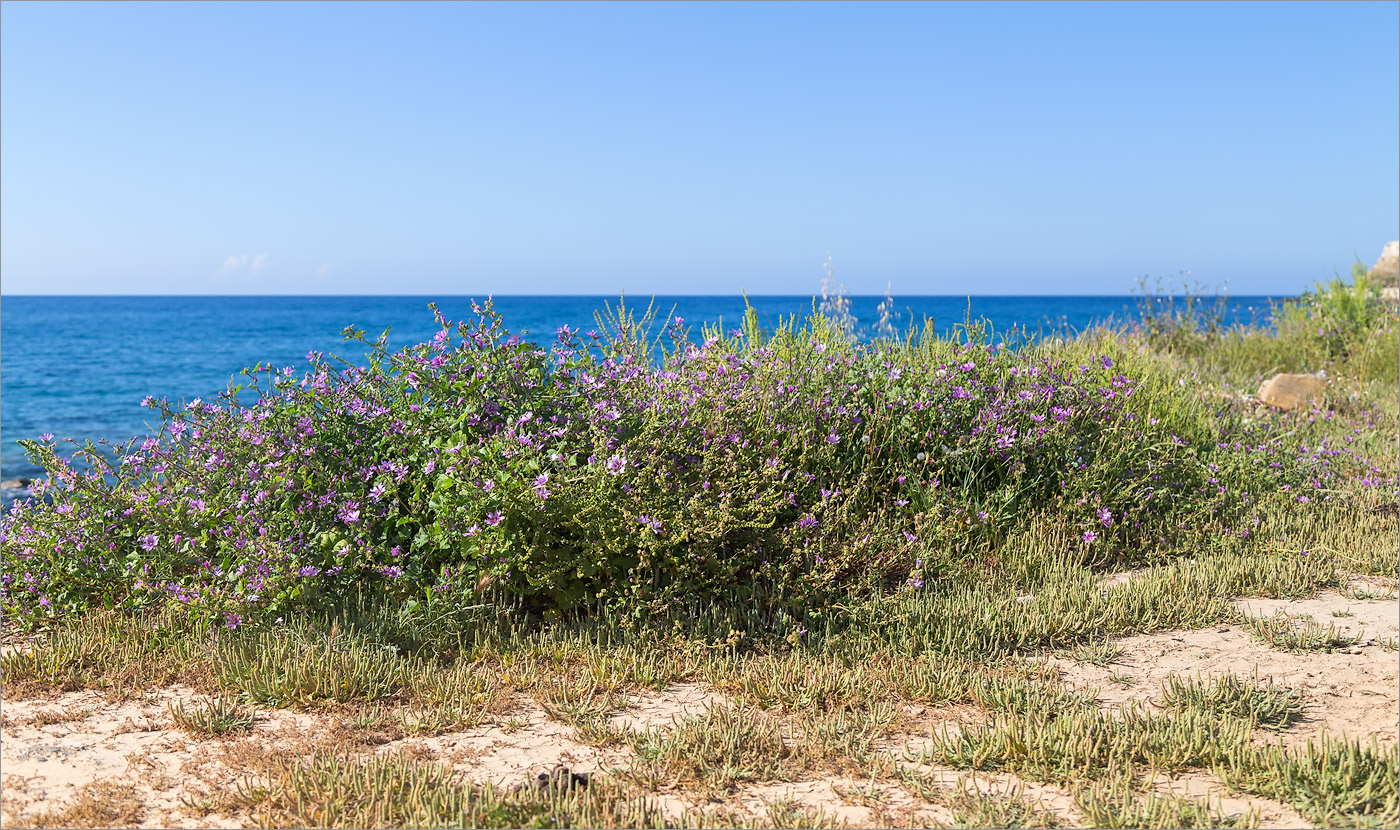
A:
[0, 297, 1379, 630]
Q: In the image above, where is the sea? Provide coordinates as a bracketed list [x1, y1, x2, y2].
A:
[0, 294, 1285, 486]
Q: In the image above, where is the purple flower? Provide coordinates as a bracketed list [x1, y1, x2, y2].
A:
[486, 510, 504, 526]
[637, 514, 662, 534]
[1100, 355, 1113, 369]
[39, 433, 54, 442]
[1097, 508, 1114, 527]
[827, 432, 840, 444]
[798, 514, 818, 530]
[141, 534, 158, 551]
[1082, 529, 1097, 544]
[298, 566, 322, 577]
[605, 454, 628, 475]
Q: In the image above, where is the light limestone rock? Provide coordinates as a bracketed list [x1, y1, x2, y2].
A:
[1368, 240, 1399, 286]
[1257, 372, 1327, 411]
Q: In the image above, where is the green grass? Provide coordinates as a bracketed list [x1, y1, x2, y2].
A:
[1242, 611, 1361, 653]
[167, 694, 258, 738]
[917, 703, 1256, 782]
[1158, 672, 1303, 732]
[232, 752, 672, 830]
[1075, 776, 1258, 829]
[1217, 737, 1399, 829]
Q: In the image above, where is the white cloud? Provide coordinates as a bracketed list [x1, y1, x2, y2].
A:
[315, 263, 332, 279]
[216, 254, 270, 278]
[217, 254, 248, 276]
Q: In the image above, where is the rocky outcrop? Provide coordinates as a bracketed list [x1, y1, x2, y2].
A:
[1, 478, 33, 491]
[1369, 241, 1399, 286]
[1257, 373, 1327, 411]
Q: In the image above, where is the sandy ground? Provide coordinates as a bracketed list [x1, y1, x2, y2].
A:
[1, 581, 1394, 828]
[0, 681, 753, 828]
[1050, 579, 1400, 751]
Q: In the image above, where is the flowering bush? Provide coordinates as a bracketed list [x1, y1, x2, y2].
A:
[1, 299, 1376, 629]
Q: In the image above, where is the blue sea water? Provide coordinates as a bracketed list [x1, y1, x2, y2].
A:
[0, 294, 1285, 482]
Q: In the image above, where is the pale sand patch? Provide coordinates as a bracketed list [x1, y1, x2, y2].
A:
[1148, 770, 1316, 829]
[872, 702, 979, 760]
[1236, 589, 1399, 646]
[894, 764, 1083, 828]
[893, 765, 1307, 829]
[0, 686, 661, 826]
[398, 696, 632, 787]
[1046, 592, 1400, 748]
[0, 688, 254, 828]
[607, 681, 727, 732]
[654, 771, 1052, 829]
[720, 777, 915, 828]
[1344, 574, 1399, 597]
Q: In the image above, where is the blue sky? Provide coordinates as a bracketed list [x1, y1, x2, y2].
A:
[1, 1, 1396, 296]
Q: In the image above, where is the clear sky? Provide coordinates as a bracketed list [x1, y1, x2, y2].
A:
[1, 1, 1396, 296]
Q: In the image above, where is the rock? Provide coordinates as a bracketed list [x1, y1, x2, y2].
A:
[0, 478, 33, 490]
[1257, 372, 1327, 411]
[1382, 285, 1399, 305]
[1368, 241, 1399, 286]
[515, 766, 590, 794]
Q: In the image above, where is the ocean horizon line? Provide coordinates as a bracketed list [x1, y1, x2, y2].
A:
[1, 291, 1296, 299]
